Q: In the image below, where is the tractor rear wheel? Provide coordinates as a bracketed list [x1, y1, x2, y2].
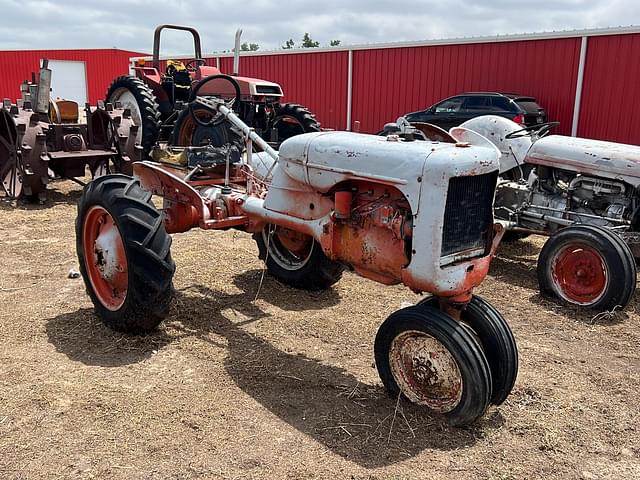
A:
[271, 103, 320, 145]
[537, 225, 636, 311]
[253, 225, 344, 290]
[106, 76, 161, 160]
[76, 175, 175, 333]
[374, 304, 492, 426]
[170, 105, 239, 149]
[418, 295, 518, 405]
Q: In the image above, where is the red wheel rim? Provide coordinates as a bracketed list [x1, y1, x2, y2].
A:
[82, 206, 128, 311]
[551, 243, 608, 305]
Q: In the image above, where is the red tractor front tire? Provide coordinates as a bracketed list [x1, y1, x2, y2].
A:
[271, 103, 320, 145]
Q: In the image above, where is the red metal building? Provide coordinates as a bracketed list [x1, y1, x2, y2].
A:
[140, 26, 635, 144]
[1, 26, 639, 145]
[0, 48, 144, 104]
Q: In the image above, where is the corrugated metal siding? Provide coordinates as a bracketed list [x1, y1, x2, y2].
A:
[156, 53, 348, 129]
[578, 34, 640, 144]
[3, 32, 638, 145]
[216, 51, 349, 130]
[0, 49, 143, 104]
[351, 38, 582, 133]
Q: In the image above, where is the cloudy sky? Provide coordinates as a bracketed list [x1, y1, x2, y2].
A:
[0, 0, 638, 54]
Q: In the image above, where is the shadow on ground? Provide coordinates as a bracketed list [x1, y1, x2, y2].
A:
[0, 187, 83, 211]
[46, 269, 498, 467]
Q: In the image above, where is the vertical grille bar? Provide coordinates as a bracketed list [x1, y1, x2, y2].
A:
[441, 171, 498, 258]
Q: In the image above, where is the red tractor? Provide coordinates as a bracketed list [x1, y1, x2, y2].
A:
[106, 25, 319, 161]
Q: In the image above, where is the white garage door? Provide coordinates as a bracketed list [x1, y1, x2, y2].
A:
[45, 59, 87, 105]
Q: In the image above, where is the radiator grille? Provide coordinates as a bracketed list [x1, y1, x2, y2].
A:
[441, 172, 498, 258]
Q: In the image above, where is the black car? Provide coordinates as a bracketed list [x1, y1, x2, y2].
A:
[404, 92, 547, 131]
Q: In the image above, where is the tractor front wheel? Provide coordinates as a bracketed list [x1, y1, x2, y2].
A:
[418, 295, 518, 406]
[271, 103, 320, 146]
[374, 304, 492, 426]
[537, 225, 636, 311]
[76, 175, 175, 333]
[253, 225, 344, 290]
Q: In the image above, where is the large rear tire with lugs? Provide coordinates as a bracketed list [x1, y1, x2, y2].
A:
[253, 224, 344, 290]
[106, 76, 161, 161]
[76, 175, 175, 333]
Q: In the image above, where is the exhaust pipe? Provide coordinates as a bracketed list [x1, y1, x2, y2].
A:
[232, 28, 242, 76]
[36, 59, 52, 114]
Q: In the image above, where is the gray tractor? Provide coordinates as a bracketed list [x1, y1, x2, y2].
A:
[453, 115, 640, 312]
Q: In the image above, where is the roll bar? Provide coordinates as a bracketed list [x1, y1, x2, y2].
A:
[152, 24, 203, 69]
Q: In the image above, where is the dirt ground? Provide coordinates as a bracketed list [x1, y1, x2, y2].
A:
[1, 180, 639, 480]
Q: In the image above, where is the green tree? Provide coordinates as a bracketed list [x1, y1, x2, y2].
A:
[240, 42, 260, 51]
[301, 33, 319, 48]
[282, 38, 295, 49]
[329, 39, 341, 46]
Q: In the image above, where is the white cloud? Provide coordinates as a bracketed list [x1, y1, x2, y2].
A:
[0, 0, 637, 53]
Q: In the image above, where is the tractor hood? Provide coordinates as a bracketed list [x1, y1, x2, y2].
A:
[526, 135, 640, 187]
[195, 74, 283, 98]
[277, 131, 500, 213]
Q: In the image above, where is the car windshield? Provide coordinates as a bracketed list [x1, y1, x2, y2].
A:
[435, 98, 463, 113]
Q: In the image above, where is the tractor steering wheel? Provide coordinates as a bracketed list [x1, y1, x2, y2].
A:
[184, 58, 207, 72]
[505, 121, 560, 139]
[188, 74, 242, 128]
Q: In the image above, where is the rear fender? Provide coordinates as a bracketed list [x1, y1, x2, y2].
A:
[133, 161, 209, 233]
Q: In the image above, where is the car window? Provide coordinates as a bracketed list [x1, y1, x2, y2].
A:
[515, 100, 543, 113]
[491, 97, 519, 112]
[434, 97, 463, 113]
[462, 96, 489, 110]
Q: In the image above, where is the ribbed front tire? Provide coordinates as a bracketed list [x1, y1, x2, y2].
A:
[374, 304, 492, 426]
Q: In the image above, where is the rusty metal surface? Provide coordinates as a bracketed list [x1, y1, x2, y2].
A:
[1, 70, 138, 201]
[0, 108, 21, 197]
[410, 122, 456, 143]
[389, 330, 463, 412]
[133, 162, 209, 233]
[130, 92, 504, 302]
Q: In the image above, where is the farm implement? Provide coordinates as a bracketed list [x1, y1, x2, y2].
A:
[0, 60, 137, 202]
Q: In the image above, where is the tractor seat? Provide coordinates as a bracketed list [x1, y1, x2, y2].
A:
[49, 99, 79, 123]
[166, 60, 192, 102]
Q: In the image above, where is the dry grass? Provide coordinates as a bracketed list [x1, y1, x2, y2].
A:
[1, 179, 639, 479]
